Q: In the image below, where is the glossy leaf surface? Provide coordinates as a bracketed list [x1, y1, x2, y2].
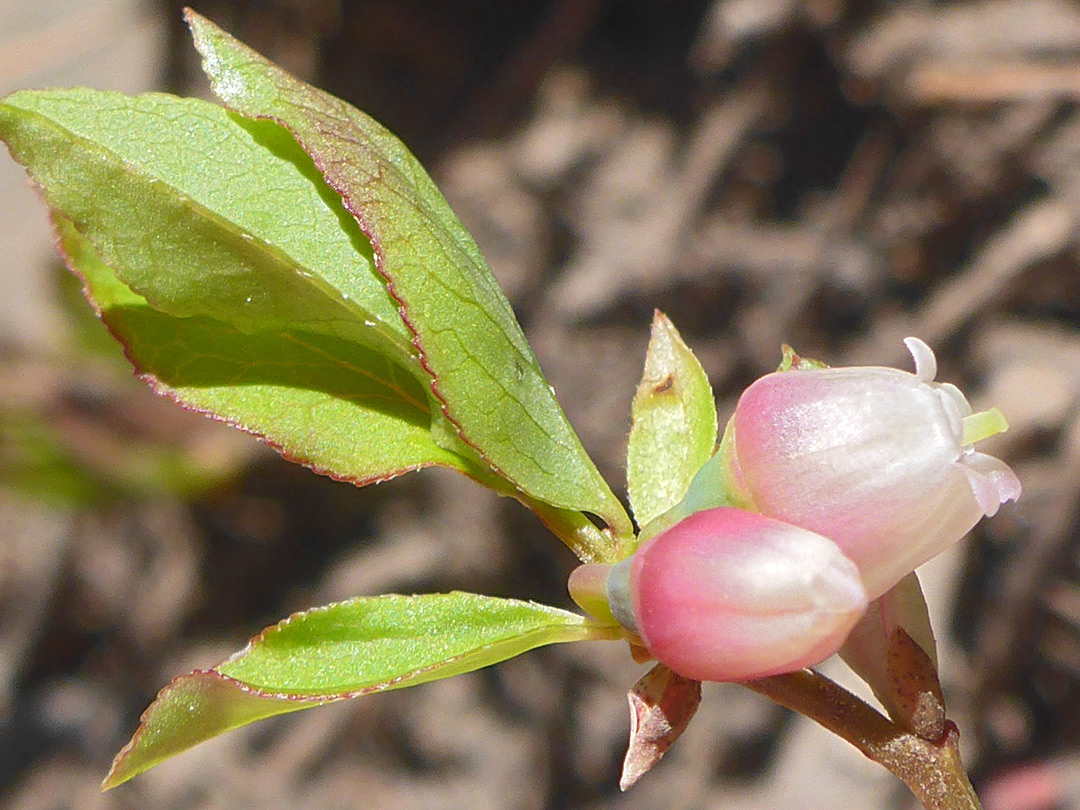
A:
[104, 593, 619, 788]
[0, 88, 412, 361]
[186, 10, 633, 544]
[59, 218, 476, 485]
[0, 88, 495, 485]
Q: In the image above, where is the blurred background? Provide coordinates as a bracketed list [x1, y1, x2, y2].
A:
[2, 0, 1079, 808]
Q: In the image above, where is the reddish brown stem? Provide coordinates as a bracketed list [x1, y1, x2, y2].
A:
[744, 670, 981, 810]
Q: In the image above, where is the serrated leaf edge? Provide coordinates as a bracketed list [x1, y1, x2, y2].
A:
[183, 8, 634, 544]
[51, 215, 459, 488]
[104, 595, 623, 789]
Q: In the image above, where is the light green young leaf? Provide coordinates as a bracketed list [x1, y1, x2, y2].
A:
[0, 89, 413, 365]
[103, 593, 622, 788]
[186, 10, 634, 549]
[0, 87, 613, 550]
[627, 311, 717, 531]
[58, 218, 477, 484]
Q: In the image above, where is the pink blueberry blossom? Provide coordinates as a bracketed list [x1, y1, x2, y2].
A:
[727, 337, 1020, 598]
[573, 507, 869, 682]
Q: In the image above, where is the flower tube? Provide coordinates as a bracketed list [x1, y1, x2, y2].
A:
[571, 507, 869, 682]
[728, 337, 1021, 598]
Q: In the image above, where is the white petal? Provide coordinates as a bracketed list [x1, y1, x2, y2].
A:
[904, 336, 937, 383]
[958, 451, 1022, 517]
[933, 383, 971, 445]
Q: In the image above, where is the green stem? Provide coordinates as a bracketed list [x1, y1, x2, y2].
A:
[460, 461, 630, 564]
[744, 670, 982, 810]
[521, 493, 632, 563]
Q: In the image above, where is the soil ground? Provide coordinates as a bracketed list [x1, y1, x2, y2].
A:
[2, 1, 1080, 808]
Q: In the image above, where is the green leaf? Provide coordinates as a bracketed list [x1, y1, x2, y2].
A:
[627, 311, 717, 532]
[103, 593, 621, 788]
[60, 218, 611, 553]
[58, 218, 474, 484]
[186, 10, 633, 547]
[0, 88, 413, 365]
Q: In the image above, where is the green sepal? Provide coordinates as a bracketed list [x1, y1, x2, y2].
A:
[638, 417, 757, 543]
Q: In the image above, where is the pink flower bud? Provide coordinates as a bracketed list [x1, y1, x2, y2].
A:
[602, 507, 869, 682]
[729, 337, 1021, 599]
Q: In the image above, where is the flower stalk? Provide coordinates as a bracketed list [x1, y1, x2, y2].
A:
[746, 670, 982, 810]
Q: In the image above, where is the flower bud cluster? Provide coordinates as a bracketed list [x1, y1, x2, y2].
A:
[572, 338, 1021, 682]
